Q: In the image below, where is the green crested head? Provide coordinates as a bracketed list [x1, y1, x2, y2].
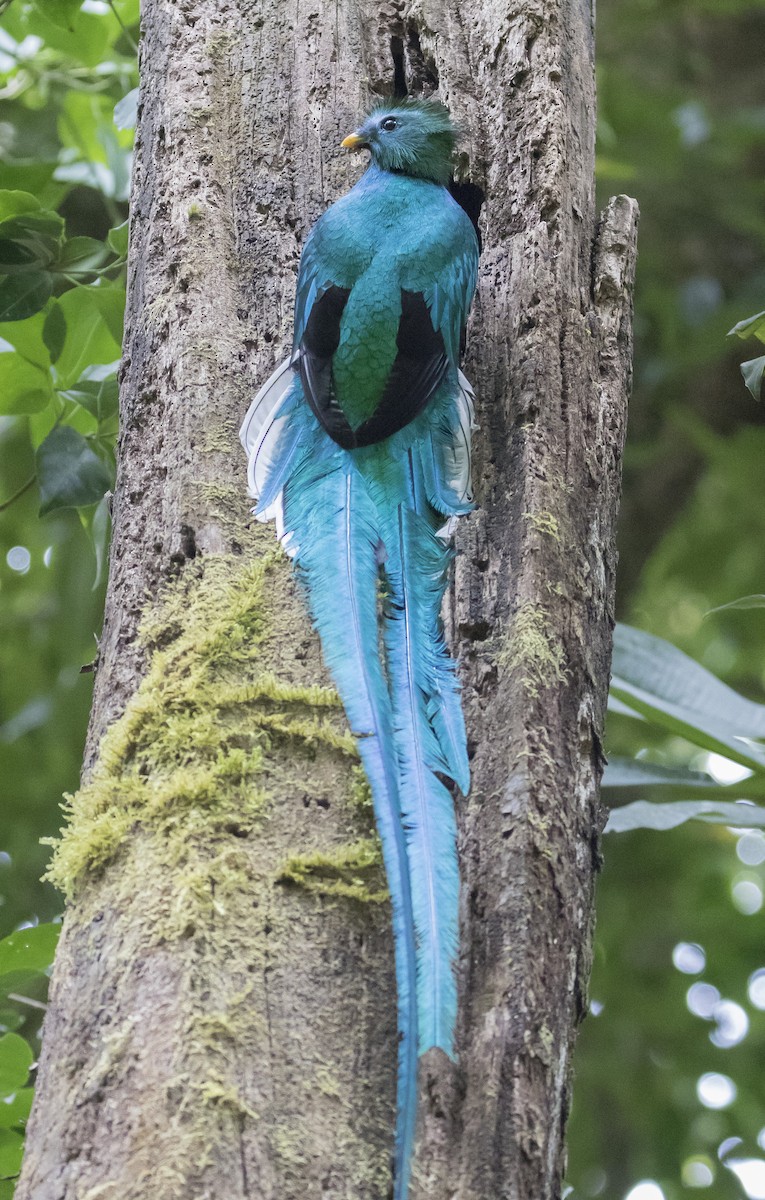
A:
[342, 97, 457, 185]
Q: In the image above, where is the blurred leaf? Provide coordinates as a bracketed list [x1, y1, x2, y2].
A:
[607, 693, 645, 719]
[0, 213, 65, 275]
[87, 287, 124, 347]
[0, 927, 60, 978]
[0, 971, 50, 1014]
[0, 1012, 23, 1037]
[0, 310, 51, 369]
[0, 194, 40, 222]
[0, 353, 51, 415]
[59, 375, 118, 423]
[107, 220, 129, 258]
[741, 354, 765, 402]
[603, 758, 722, 790]
[0, 1035, 32, 1097]
[728, 309, 765, 343]
[42, 303, 66, 365]
[25, 5, 110, 65]
[0, 1089, 33, 1131]
[53, 288, 122, 387]
[612, 624, 765, 769]
[605, 799, 765, 834]
[84, 494, 111, 590]
[113, 87, 139, 132]
[0, 1128, 23, 1179]
[707, 594, 765, 615]
[36, 427, 112, 515]
[0, 273, 53, 322]
[34, 0, 83, 31]
[55, 237, 108, 274]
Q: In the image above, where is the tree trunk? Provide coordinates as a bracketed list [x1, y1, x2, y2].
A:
[17, 1, 637, 1198]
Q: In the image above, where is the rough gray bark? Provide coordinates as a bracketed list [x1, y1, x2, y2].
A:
[17, 2, 637, 1198]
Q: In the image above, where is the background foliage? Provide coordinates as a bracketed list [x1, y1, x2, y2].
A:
[0, 1, 764, 1198]
[0, 2, 135, 1191]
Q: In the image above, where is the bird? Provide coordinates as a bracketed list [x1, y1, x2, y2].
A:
[240, 95, 479, 1199]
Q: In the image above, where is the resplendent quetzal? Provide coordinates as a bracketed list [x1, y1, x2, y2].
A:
[240, 96, 478, 1199]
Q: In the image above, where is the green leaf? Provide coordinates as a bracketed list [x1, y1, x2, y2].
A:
[0, 193, 40, 222]
[0, 1088, 33, 1130]
[26, 5, 110, 66]
[42, 301, 66, 364]
[28, 403, 60, 452]
[610, 687, 765, 773]
[60, 375, 119, 422]
[0, 238, 42, 273]
[0, 272, 53, 322]
[728, 309, 765, 344]
[706, 594, 765, 615]
[37, 426, 112, 515]
[607, 694, 646, 719]
[0, 1128, 23, 1180]
[0, 309, 51, 368]
[87, 287, 124, 346]
[113, 87, 139, 132]
[611, 624, 765, 769]
[605, 799, 765, 834]
[0, 926, 60, 978]
[53, 288, 122, 387]
[0, 1011, 24, 1036]
[0, 971, 49, 1015]
[0, 212, 65, 274]
[0, 353, 52, 415]
[34, 0, 83, 30]
[0, 1035, 32, 1097]
[83, 493, 111, 590]
[741, 354, 765, 402]
[54, 236, 108, 274]
[107, 220, 129, 258]
[602, 758, 721, 790]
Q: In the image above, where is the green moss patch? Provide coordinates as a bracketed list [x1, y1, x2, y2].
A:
[277, 838, 386, 904]
[45, 553, 357, 900]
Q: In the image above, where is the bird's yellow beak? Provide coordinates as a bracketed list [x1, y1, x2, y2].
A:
[341, 132, 366, 149]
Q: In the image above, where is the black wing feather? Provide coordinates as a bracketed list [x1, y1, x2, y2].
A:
[297, 286, 447, 450]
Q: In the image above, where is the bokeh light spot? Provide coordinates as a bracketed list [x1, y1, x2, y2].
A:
[6, 546, 30, 574]
[747, 969, 765, 1009]
[697, 1073, 736, 1109]
[682, 1157, 714, 1188]
[687, 982, 720, 1019]
[738, 833, 765, 866]
[706, 753, 753, 786]
[673, 942, 706, 974]
[624, 1182, 665, 1200]
[727, 1159, 765, 1200]
[709, 1001, 749, 1048]
[732, 879, 763, 915]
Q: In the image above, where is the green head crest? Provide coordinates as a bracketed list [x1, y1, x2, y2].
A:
[342, 97, 458, 185]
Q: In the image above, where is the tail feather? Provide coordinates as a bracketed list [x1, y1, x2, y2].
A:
[382, 502, 461, 1056]
[245, 370, 475, 1195]
[281, 460, 419, 1200]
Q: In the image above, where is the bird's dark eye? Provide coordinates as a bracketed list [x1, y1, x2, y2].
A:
[380, 117, 398, 132]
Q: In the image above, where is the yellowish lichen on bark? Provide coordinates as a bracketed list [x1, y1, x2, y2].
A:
[501, 601, 569, 698]
[523, 510, 561, 540]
